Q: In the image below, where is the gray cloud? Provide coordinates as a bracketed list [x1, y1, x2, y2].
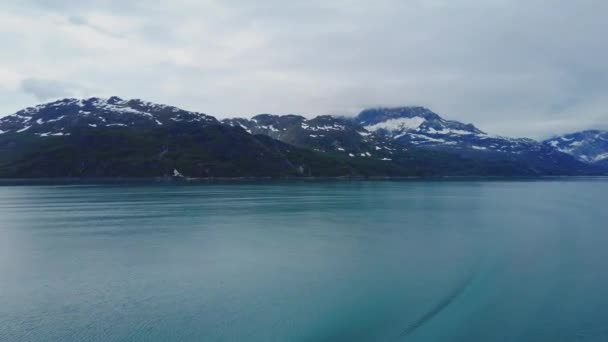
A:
[20, 78, 88, 101]
[67, 15, 87, 26]
[1, 0, 607, 138]
[66, 14, 125, 39]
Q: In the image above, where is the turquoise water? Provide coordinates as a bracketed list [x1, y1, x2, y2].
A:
[1, 180, 608, 341]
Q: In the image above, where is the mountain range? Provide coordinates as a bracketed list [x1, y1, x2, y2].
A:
[0, 96, 605, 178]
[544, 130, 608, 169]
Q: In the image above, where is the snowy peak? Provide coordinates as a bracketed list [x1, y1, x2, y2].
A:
[364, 116, 427, 132]
[350, 106, 585, 166]
[222, 106, 570, 160]
[544, 130, 608, 164]
[352, 106, 499, 152]
[357, 106, 484, 136]
[357, 107, 440, 126]
[1, 98, 603, 176]
[0, 97, 217, 136]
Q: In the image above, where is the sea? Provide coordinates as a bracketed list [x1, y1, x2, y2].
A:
[1, 179, 607, 341]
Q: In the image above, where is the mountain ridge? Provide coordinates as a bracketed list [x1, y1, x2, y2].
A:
[544, 130, 608, 167]
[1, 97, 605, 178]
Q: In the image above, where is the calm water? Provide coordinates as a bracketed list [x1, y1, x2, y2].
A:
[1, 180, 608, 341]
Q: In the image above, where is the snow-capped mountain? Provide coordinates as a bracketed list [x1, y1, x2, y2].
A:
[358, 106, 483, 136]
[352, 107, 601, 173]
[222, 106, 599, 175]
[356, 107, 544, 154]
[0, 97, 372, 178]
[0, 97, 603, 177]
[544, 130, 608, 166]
[223, 114, 400, 160]
[0, 96, 217, 137]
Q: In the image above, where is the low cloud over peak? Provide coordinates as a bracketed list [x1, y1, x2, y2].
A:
[19, 78, 93, 101]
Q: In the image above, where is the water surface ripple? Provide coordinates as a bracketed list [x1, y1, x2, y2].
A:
[1, 180, 607, 341]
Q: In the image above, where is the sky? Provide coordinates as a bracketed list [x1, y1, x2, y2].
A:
[1, 0, 606, 139]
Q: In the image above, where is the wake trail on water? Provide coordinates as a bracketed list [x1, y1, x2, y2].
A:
[397, 271, 477, 340]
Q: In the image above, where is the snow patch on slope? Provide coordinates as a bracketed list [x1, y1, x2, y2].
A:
[592, 153, 608, 162]
[364, 117, 426, 132]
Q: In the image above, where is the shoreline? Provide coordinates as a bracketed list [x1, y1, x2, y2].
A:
[1, 175, 607, 186]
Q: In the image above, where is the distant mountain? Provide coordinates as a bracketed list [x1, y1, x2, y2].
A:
[0, 97, 604, 178]
[222, 114, 522, 176]
[226, 106, 599, 175]
[544, 130, 608, 168]
[0, 97, 394, 178]
[354, 106, 600, 174]
[358, 107, 538, 154]
[222, 114, 401, 161]
[0, 96, 218, 136]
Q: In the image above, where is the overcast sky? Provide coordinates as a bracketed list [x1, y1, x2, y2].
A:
[1, 0, 606, 138]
